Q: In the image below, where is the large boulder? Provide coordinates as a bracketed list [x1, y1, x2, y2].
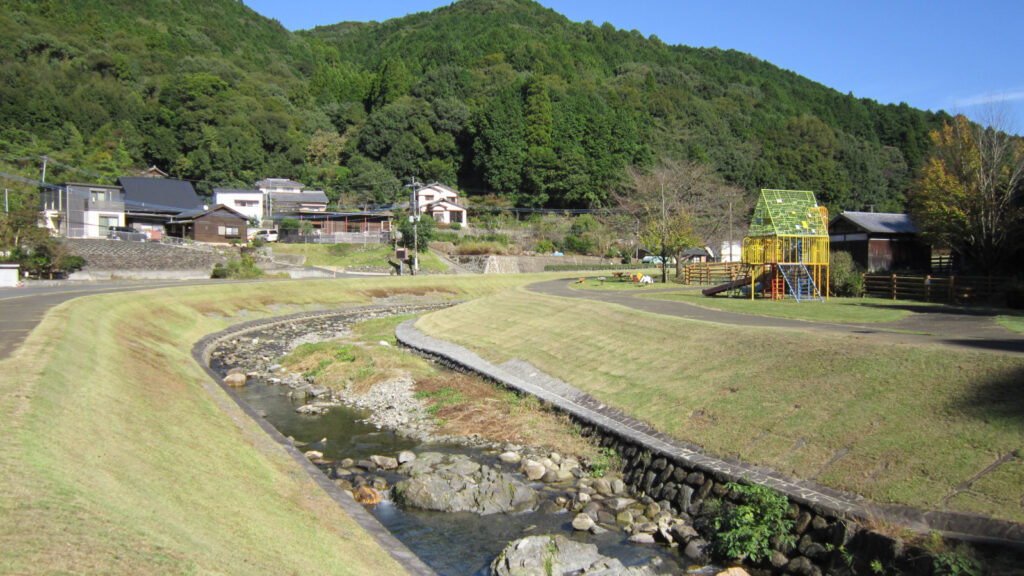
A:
[491, 534, 663, 576]
[394, 453, 537, 515]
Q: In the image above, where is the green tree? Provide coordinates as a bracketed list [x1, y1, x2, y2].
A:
[909, 114, 1024, 274]
[396, 210, 437, 249]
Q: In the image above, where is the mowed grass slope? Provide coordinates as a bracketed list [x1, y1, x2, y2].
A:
[0, 274, 530, 574]
[416, 288, 1024, 523]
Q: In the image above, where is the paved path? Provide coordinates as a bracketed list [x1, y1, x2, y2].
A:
[527, 278, 1024, 355]
[0, 280, 221, 361]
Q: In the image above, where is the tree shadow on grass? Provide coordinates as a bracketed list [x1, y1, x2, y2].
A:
[855, 301, 1004, 317]
[953, 364, 1024, 427]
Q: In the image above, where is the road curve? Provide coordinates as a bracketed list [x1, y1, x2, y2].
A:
[527, 277, 1024, 355]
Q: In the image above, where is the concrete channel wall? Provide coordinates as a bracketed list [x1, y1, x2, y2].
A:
[395, 320, 1022, 575]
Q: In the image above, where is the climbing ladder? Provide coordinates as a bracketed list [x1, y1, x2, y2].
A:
[777, 263, 823, 302]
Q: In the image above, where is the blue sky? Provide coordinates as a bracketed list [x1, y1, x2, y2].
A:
[243, 0, 1024, 133]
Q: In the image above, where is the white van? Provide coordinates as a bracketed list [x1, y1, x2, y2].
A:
[251, 229, 279, 242]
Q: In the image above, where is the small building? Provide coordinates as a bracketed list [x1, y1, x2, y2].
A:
[279, 211, 393, 244]
[41, 182, 125, 238]
[213, 188, 262, 223]
[829, 211, 930, 272]
[165, 205, 248, 243]
[414, 183, 467, 226]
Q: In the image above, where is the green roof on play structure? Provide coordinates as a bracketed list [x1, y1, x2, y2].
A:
[748, 189, 828, 237]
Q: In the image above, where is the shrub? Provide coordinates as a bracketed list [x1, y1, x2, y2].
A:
[713, 482, 794, 563]
[563, 234, 593, 255]
[449, 221, 461, 230]
[830, 250, 864, 297]
[211, 254, 264, 279]
[536, 240, 555, 253]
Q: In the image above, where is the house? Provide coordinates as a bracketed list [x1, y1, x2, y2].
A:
[414, 183, 467, 226]
[268, 190, 328, 216]
[118, 177, 203, 234]
[165, 205, 248, 243]
[213, 188, 262, 223]
[829, 211, 930, 272]
[40, 182, 125, 238]
[254, 178, 329, 219]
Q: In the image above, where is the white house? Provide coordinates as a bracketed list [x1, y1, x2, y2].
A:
[414, 183, 467, 226]
[213, 188, 263, 223]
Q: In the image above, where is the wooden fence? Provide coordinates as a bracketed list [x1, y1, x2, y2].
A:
[682, 262, 746, 286]
[863, 274, 1008, 304]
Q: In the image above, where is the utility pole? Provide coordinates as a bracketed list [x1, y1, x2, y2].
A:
[40, 155, 48, 185]
[404, 177, 423, 272]
[728, 200, 733, 262]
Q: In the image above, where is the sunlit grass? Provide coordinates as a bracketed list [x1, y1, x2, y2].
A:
[0, 274, 538, 574]
[416, 288, 1024, 522]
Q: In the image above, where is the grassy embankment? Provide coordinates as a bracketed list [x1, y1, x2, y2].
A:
[0, 274, 529, 575]
[270, 243, 447, 272]
[416, 285, 1024, 524]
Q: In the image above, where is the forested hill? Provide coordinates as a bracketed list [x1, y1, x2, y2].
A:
[1, 0, 950, 212]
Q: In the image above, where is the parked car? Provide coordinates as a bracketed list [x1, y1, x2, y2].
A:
[251, 228, 278, 243]
[108, 226, 147, 242]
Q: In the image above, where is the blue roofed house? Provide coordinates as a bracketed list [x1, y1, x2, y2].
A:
[829, 211, 931, 272]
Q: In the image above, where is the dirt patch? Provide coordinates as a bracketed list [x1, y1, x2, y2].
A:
[361, 287, 457, 299]
[415, 373, 598, 459]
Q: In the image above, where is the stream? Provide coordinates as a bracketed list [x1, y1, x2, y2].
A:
[209, 314, 713, 576]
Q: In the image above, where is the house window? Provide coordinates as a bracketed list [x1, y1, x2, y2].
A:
[90, 190, 108, 203]
[217, 226, 240, 237]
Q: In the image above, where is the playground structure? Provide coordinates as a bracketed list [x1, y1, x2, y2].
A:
[702, 189, 829, 301]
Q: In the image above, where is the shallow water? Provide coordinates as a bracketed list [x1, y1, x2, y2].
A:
[230, 377, 702, 575]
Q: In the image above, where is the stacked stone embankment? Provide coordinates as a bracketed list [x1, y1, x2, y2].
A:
[395, 320, 1024, 575]
[65, 238, 230, 279]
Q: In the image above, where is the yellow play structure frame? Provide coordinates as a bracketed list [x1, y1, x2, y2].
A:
[741, 189, 829, 301]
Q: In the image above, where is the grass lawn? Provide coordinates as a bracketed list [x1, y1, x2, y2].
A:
[640, 289, 925, 323]
[0, 274, 531, 574]
[997, 314, 1024, 333]
[415, 287, 1024, 523]
[271, 242, 447, 272]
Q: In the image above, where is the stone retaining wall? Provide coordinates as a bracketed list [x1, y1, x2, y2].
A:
[395, 320, 1021, 575]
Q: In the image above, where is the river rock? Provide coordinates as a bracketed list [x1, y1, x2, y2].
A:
[491, 534, 662, 576]
[593, 478, 613, 495]
[605, 497, 636, 512]
[683, 538, 712, 564]
[611, 478, 626, 494]
[521, 459, 546, 481]
[499, 451, 522, 464]
[716, 569, 752, 576]
[397, 450, 417, 465]
[370, 455, 399, 470]
[223, 373, 246, 387]
[572, 513, 596, 531]
[628, 533, 656, 544]
[395, 453, 537, 515]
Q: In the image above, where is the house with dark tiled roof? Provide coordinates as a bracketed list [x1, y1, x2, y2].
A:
[830, 211, 930, 272]
[118, 177, 203, 233]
